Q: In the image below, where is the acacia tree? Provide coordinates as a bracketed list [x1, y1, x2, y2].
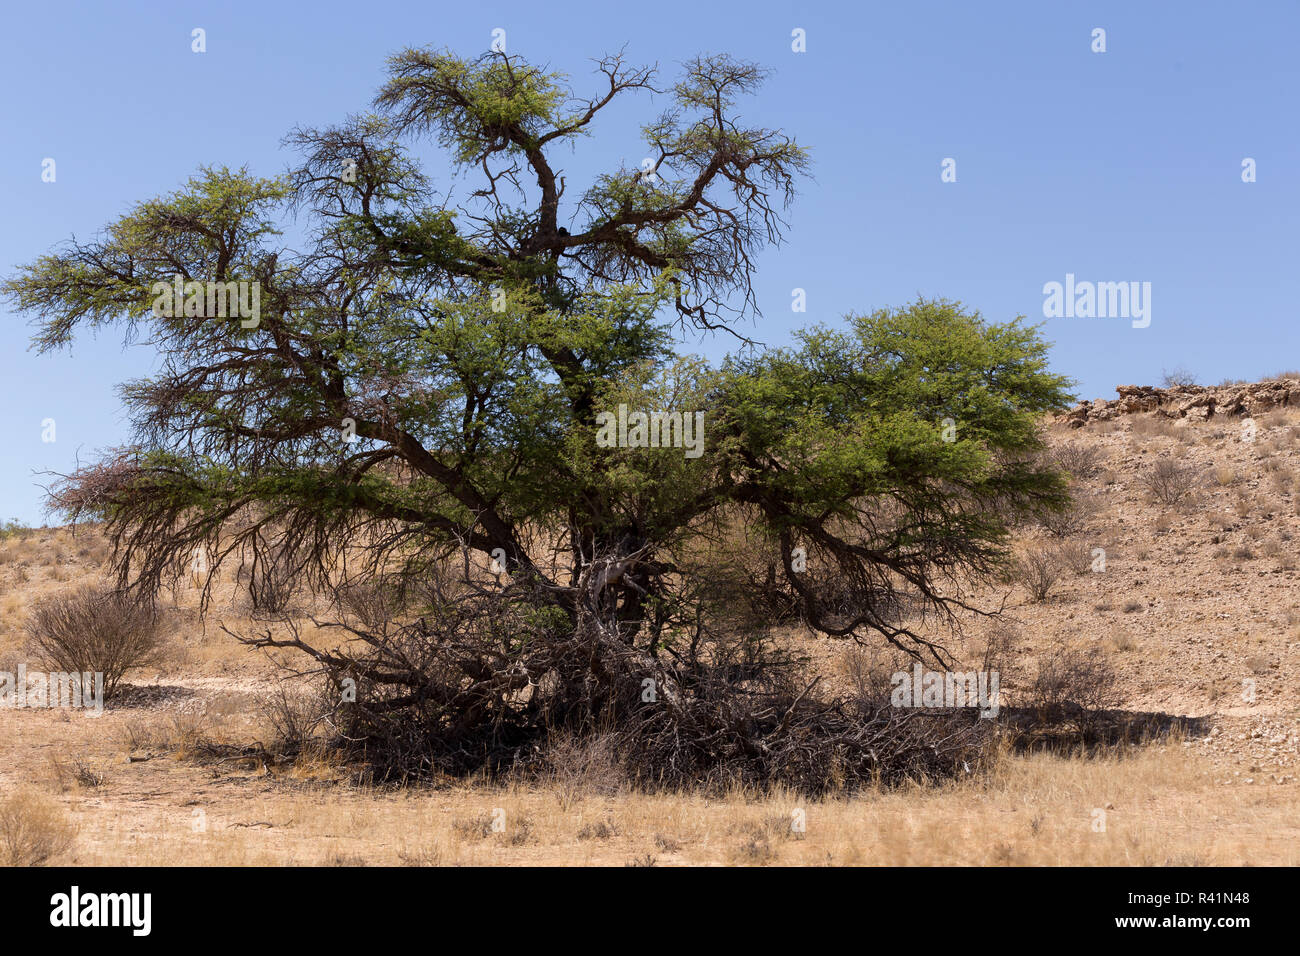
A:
[4, 48, 1071, 787]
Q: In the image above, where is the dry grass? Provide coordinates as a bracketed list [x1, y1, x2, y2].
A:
[8, 744, 1291, 866]
[0, 790, 75, 865]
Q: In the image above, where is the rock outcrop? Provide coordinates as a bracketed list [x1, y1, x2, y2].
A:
[1059, 378, 1300, 428]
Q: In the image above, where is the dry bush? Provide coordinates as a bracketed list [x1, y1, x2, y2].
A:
[1010, 544, 1062, 602]
[335, 580, 406, 631]
[653, 832, 682, 853]
[257, 682, 335, 756]
[24, 587, 162, 699]
[1050, 442, 1105, 480]
[0, 791, 74, 866]
[1026, 646, 1123, 732]
[396, 844, 445, 866]
[227, 538, 1004, 795]
[576, 819, 619, 841]
[49, 756, 106, 791]
[1160, 366, 1198, 387]
[1055, 539, 1095, 575]
[1215, 465, 1236, 487]
[1038, 489, 1099, 537]
[1141, 458, 1201, 505]
[453, 811, 534, 846]
[1109, 632, 1136, 653]
[840, 644, 910, 702]
[452, 812, 498, 840]
[729, 825, 778, 865]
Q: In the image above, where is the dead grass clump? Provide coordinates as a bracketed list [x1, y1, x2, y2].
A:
[729, 826, 777, 865]
[256, 682, 335, 757]
[454, 811, 534, 846]
[544, 732, 626, 808]
[1131, 416, 1179, 440]
[0, 790, 75, 866]
[453, 811, 498, 841]
[49, 756, 107, 791]
[653, 832, 683, 853]
[576, 819, 619, 841]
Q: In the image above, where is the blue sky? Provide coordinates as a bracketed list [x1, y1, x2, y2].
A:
[2, 0, 1297, 524]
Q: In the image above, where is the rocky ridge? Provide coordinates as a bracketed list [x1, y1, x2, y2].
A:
[1060, 378, 1300, 428]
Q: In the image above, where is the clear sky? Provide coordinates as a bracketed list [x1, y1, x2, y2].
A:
[2, 0, 1297, 525]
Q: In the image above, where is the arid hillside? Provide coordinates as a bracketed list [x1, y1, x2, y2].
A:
[0, 380, 1297, 865]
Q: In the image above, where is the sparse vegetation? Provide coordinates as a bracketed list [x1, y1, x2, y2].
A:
[0, 33, 1297, 872]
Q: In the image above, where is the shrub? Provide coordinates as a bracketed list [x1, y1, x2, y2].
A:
[1011, 545, 1061, 602]
[257, 682, 333, 756]
[1055, 539, 1095, 575]
[1027, 646, 1123, 730]
[1141, 458, 1200, 504]
[1038, 490, 1099, 537]
[0, 791, 74, 865]
[25, 587, 162, 699]
[1050, 442, 1105, 479]
[1160, 366, 1198, 387]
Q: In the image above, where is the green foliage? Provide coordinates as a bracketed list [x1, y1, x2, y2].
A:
[0, 519, 35, 541]
[3, 47, 1071, 664]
